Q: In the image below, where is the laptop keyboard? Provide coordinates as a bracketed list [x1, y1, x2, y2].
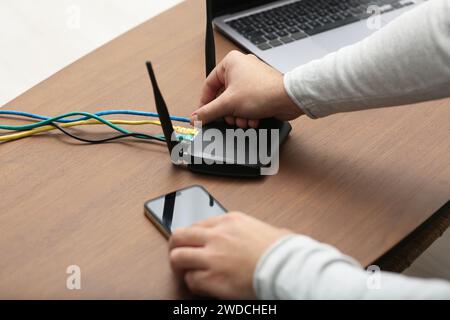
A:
[226, 0, 416, 51]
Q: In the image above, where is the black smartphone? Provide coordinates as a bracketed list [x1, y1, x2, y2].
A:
[144, 185, 227, 238]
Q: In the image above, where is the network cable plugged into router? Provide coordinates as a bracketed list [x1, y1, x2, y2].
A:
[0, 109, 195, 144]
[0, 0, 291, 177]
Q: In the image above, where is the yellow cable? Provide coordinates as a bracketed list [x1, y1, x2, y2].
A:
[0, 119, 197, 142]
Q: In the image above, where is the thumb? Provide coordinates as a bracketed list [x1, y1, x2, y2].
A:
[191, 93, 232, 125]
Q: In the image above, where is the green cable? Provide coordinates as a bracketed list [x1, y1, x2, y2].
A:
[0, 111, 132, 134]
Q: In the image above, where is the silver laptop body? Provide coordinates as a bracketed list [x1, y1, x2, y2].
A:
[213, 0, 424, 73]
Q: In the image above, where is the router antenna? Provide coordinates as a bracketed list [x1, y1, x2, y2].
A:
[145, 62, 177, 153]
[205, 0, 216, 77]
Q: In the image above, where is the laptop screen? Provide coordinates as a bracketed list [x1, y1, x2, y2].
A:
[211, 0, 275, 17]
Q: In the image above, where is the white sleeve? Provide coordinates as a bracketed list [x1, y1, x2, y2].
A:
[284, 0, 450, 119]
[254, 235, 450, 300]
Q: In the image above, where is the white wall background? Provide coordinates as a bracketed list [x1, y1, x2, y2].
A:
[0, 0, 183, 106]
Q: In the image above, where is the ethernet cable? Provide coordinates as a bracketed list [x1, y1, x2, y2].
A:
[50, 122, 165, 144]
[0, 109, 190, 124]
[0, 111, 136, 133]
[0, 119, 197, 143]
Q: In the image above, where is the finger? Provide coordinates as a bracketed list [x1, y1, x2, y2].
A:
[248, 119, 260, 128]
[185, 270, 211, 296]
[193, 214, 228, 228]
[216, 87, 225, 98]
[200, 61, 226, 105]
[169, 226, 209, 250]
[225, 116, 236, 126]
[192, 94, 232, 125]
[236, 118, 248, 129]
[170, 248, 208, 271]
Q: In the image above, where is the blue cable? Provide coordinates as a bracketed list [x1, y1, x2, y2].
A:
[0, 109, 190, 123]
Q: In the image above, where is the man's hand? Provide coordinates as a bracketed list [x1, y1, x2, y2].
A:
[192, 50, 303, 128]
[169, 212, 292, 299]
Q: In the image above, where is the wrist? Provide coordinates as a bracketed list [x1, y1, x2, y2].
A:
[274, 73, 304, 120]
[253, 234, 298, 299]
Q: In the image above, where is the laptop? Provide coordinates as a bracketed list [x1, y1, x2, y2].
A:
[212, 0, 424, 73]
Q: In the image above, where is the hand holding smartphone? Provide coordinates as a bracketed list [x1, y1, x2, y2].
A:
[144, 185, 227, 238]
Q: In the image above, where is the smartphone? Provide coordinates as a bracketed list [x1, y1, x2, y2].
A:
[144, 185, 227, 238]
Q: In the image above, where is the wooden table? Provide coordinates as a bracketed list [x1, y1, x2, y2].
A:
[1, 0, 449, 299]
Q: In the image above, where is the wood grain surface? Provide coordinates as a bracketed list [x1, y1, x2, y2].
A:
[0, 0, 449, 299]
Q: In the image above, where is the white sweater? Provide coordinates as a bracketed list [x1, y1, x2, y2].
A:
[255, 0, 450, 300]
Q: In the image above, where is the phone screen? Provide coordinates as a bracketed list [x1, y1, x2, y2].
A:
[144, 185, 227, 236]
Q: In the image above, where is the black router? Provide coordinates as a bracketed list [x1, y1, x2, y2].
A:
[145, 0, 292, 177]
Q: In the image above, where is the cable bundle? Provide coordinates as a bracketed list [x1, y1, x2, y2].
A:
[0, 109, 195, 144]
